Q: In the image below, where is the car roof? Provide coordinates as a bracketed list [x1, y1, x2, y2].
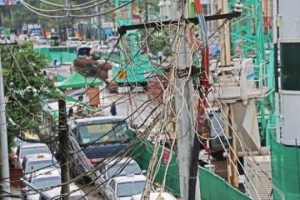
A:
[104, 157, 137, 165]
[20, 142, 49, 149]
[131, 192, 177, 200]
[44, 183, 86, 198]
[31, 168, 61, 180]
[113, 175, 146, 183]
[23, 153, 55, 161]
[75, 116, 127, 123]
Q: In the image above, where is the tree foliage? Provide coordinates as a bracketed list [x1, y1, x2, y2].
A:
[0, 42, 55, 146]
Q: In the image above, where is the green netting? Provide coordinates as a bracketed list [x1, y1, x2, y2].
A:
[130, 139, 251, 200]
[34, 47, 76, 64]
[271, 135, 300, 200]
[199, 169, 250, 200]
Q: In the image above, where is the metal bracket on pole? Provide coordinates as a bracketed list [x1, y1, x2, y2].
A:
[117, 11, 241, 35]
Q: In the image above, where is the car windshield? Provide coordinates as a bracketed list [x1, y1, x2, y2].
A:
[69, 38, 79, 41]
[117, 180, 146, 197]
[32, 176, 61, 189]
[20, 147, 51, 158]
[107, 163, 142, 179]
[78, 122, 129, 145]
[25, 160, 57, 173]
[70, 196, 86, 200]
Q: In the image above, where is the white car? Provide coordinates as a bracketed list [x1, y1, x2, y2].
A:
[103, 175, 147, 200]
[67, 37, 81, 46]
[42, 183, 87, 200]
[100, 157, 144, 180]
[18, 34, 29, 41]
[25, 169, 61, 200]
[81, 41, 100, 49]
[14, 143, 52, 169]
[22, 153, 60, 180]
[131, 192, 178, 200]
[25, 169, 86, 200]
[36, 36, 47, 45]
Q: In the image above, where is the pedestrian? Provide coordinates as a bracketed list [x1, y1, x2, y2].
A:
[53, 59, 58, 68]
[157, 50, 163, 64]
[110, 100, 117, 116]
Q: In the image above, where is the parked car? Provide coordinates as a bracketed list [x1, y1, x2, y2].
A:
[81, 41, 100, 49]
[131, 192, 177, 200]
[42, 183, 87, 200]
[25, 169, 61, 200]
[36, 36, 47, 45]
[100, 157, 144, 180]
[14, 143, 52, 169]
[22, 153, 60, 180]
[18, 34, 29, 41]
[97, 45, 110, 53]
[67, 37, 81, 46]
[103, 175, 147, 200]
[24, 169, 86, 200]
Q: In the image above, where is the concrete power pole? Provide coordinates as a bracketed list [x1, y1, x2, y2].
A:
[0, 51, 11, 200]
[171, 1, 200, 199]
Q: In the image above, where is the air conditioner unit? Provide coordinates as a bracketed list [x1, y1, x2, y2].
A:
[244, 155, 273, 200]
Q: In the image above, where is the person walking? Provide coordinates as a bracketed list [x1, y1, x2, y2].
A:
[157, 50, 163, 64]
[110, 100, 117, 116]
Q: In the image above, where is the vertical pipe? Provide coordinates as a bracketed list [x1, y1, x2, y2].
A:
[274, 43, 278, 93]
[0, 51, 11, 200]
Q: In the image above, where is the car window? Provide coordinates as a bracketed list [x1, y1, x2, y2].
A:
[117, 180, 146, 197]
[70, 196, 87, 200]
[20, 147, 51, 158]
[109, 180, 115, 189]
[107, 162, 142, 179]
[32, 176, 61, 189]
[78, 122, 129, 145]
[16, 147, 20, 157]
[69, 38, 79, 41]
[24, 160, 56, 173]
[25, 160, 56, 173]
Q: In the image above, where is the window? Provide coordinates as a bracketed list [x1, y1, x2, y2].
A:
[78, 122, 129, 145]
[107, 162, 142, 179]
[32, 176, 61, 189]
[25, 160, 57, 173]
[20, 147, 51, 159]
[109, 180, 115, 190]
[117, 181, 146, 197]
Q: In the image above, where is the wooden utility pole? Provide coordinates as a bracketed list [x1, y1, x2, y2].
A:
[172, 1, 200, 199]
[217, 0, 238, 188]
[218, 0, 231, 66]
[58, 99, 70, 200]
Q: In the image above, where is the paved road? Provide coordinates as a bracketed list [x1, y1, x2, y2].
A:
[47, 65, 159, 128]
[99, 88, 158, 127]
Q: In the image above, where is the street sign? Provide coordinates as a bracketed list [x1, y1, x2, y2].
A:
[0, 0, 21, 6]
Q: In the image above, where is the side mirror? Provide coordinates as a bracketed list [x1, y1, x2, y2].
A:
[142, 170, 147, 175]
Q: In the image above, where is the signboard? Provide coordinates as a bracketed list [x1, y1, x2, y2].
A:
[163, 149, 170, 164]
[0, 0, 21, 6]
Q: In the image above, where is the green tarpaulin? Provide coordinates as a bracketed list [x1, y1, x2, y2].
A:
[57, 72, 103, 89]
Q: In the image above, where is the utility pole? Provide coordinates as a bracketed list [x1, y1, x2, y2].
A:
[64, 0, 71, 40]
[172, 1, 200, 199]
[145, 0, 148, 22]
[0, 51, 11, 200]
[217, 0, 238, 188]
[58, 99, 70, 200]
